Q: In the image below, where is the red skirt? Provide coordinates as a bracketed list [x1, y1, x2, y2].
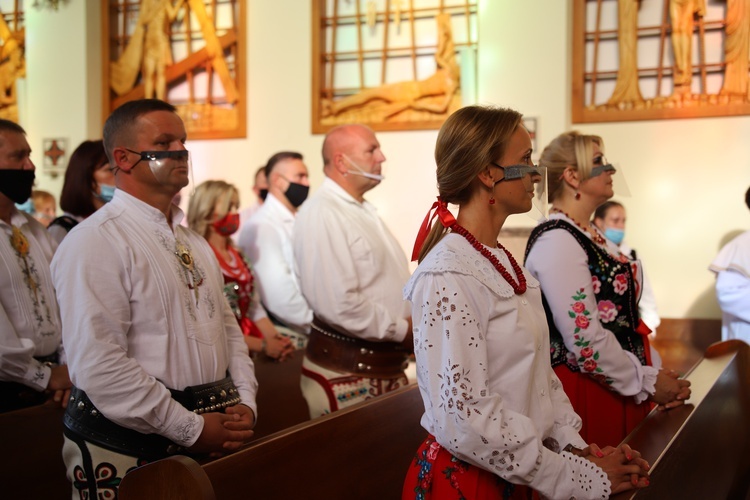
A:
[555, 365, 652, 446]
[402, 435, 535, 500]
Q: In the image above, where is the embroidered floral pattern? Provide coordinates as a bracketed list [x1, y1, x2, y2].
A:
[613, 273, 628, 295]
[72, 462, 124, 500]
[597, 299, 618, 323]
[565, 289, 612, 383]
[438, 359, 482, 421]
[591, 275, 601, 293]
[8, 226, 54, 330]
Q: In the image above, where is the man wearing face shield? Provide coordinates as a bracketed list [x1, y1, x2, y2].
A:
[293, 124, 413, 418]
[239, 151, 313, 346]
[51, 99, 257, 499]
[0, 119, 71, 413]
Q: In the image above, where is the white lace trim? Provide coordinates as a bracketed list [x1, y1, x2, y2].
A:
[560, 451, 611, 499]
[405, 234, 539, 300]
[635, 365, 659, 404]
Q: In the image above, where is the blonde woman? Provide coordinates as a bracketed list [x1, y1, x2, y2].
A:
[524, 132, 690, 446]
[188, 180, 293, 361]
[404, 107, 649, 499]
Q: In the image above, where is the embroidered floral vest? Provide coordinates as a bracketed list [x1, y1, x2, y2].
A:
[525, 219, 648, 373]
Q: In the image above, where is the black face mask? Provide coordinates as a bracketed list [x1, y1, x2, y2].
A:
[259, 188, 269, 201]
[285, 182, 309, 208]
[0, 169, 34, 204]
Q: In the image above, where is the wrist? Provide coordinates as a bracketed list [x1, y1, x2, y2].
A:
[563, 443, 584, 456]
[261, 338, 267, 354]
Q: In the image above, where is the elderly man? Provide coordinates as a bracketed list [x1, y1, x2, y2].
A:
[239, 151, 312, 347]
[51, 99, 257, 498]
[0, 119, 70, 413]
[294, 124, 412, 418]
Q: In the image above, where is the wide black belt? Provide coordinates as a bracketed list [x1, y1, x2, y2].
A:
[64, 376, 241, 459]
[307, 316, 409, 378]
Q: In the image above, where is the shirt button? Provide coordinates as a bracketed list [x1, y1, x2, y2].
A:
[537, 344, 542, 351]
[521, 299, 528, 305]
[540, 389, 546, 397]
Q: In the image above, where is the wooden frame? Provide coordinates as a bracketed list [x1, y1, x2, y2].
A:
[572, 0, 750, 123]
[102, 0, 246, 139]
[312, 0, 478, 134]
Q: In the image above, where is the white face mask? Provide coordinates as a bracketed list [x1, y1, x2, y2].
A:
[342, 154, 384, 181]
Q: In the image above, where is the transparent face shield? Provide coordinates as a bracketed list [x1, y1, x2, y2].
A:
[588, 159, 630, 197]
[494, 163, 548, 220]
[128, 149, 195, 193]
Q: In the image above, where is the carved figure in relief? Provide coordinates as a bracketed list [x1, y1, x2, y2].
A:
[607, 0, 645, 109]
[110, 0, 185, 99]
[325, 13, 459, 120]
[669, 0, 706, 98]
[719, 0, 750, 100]
[0, 15, 24, 122]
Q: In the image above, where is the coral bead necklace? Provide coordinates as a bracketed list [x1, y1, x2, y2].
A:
[451, 223, 527, 295]
[549, 207, 607, 246]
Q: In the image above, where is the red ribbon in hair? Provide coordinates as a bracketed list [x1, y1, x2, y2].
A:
[411, 197, 456, 261]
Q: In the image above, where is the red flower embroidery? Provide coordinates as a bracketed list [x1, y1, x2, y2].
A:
[572, 301, 585, 313]
[597, 299, 618, 323]
[592, 275, 601, 294]
[580, 347, 594, 358]
[575, 315, 590, 329]
[583, 359, 598, 372]
[427, 441, 440, 460]
[613, 273, 628, 295]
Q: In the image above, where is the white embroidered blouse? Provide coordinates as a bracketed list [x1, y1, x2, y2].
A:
[405, 233, 610, 499]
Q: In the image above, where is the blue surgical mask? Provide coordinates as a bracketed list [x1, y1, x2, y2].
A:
[15, 198, 34, 214]
[96, 184, 116, 203]
[604, 227, 625, 245]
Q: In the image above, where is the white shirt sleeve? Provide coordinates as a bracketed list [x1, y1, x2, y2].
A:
[411, 271, 609, 499]
[715, 270, 750, 323]
[526, 229, 658, 402]
[0, 302, 51, 391]
[242, 221, 312, 331]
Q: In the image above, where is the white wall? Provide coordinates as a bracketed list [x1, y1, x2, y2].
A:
[26, 0, 750, 319]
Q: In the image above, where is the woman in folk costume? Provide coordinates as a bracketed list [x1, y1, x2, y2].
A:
[524, 131, 690, 446]
[187, 180, 294, 362]
[403, 106, 650, 499]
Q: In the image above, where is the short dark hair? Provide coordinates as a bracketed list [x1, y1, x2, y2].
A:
[0, 118, 26, 136]
[59, 140, 109, 217]
[593, 200, 624, 221]
[264, 151, 303, 177]
[745, 187, 750, 211]
[102, 99, 177, 163]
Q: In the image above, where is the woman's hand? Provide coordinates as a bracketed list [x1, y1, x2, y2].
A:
[263, 334, 294, 362]
[587, 444, 650, 494]
[650, 369, 691, 409]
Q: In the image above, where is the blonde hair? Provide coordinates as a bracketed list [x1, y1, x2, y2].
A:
[31, 190, 55, 210]
[539, 131, 604, 203]
[187, 180, 239, 239]
[418, 105, 523, 262]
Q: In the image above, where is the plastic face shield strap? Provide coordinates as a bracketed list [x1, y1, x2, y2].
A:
[128, 149, 194, 192]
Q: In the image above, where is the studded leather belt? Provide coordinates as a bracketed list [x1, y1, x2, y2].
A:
[64, 376, 240, 459]
[307, 316, 409, 379]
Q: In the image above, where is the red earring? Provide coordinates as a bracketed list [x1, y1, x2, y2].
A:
[575, 192, 581, 200]
[489, 196, 495, 205]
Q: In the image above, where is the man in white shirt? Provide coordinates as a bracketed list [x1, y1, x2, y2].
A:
[51, 99, 257, 499]
[239, 152, 312, 347]
[294, 124, 412, 418]
[0, 119, 71, 413]
[710, 186, 750, 344]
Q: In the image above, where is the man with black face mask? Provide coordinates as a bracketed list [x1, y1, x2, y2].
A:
[0, 119, 71, 413]
[239, 151, 312, 346]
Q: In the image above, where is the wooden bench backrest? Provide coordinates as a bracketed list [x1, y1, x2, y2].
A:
[121, 383, 427, 500]
[613, 340, 750, 499]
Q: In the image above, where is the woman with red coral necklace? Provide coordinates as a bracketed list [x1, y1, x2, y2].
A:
[403, 106, 649, 500]
[524, 131, 690, 448]
[187, 180, 294, 362]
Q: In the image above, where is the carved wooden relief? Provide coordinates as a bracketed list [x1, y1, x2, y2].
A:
[0, 1, 24, 124]
[573, 0, 750, 122]
[312, 0, 478, 133]
[103, 0, 246, 139]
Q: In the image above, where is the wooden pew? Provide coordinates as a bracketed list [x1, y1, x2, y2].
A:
[119, 384, 427, 500]
[0, 401, 68, 500]
[0, 349, 310, 499]
[650, 318, 721, 375]
[612, 340, 750, 499]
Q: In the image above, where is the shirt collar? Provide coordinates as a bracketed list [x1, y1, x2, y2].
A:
[264, 192, 296, 221]
[322, 177, 375, 211]
[113, 189, 182, 227]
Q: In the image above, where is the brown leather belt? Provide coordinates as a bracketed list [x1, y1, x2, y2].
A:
[307, 316, 409, 379]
